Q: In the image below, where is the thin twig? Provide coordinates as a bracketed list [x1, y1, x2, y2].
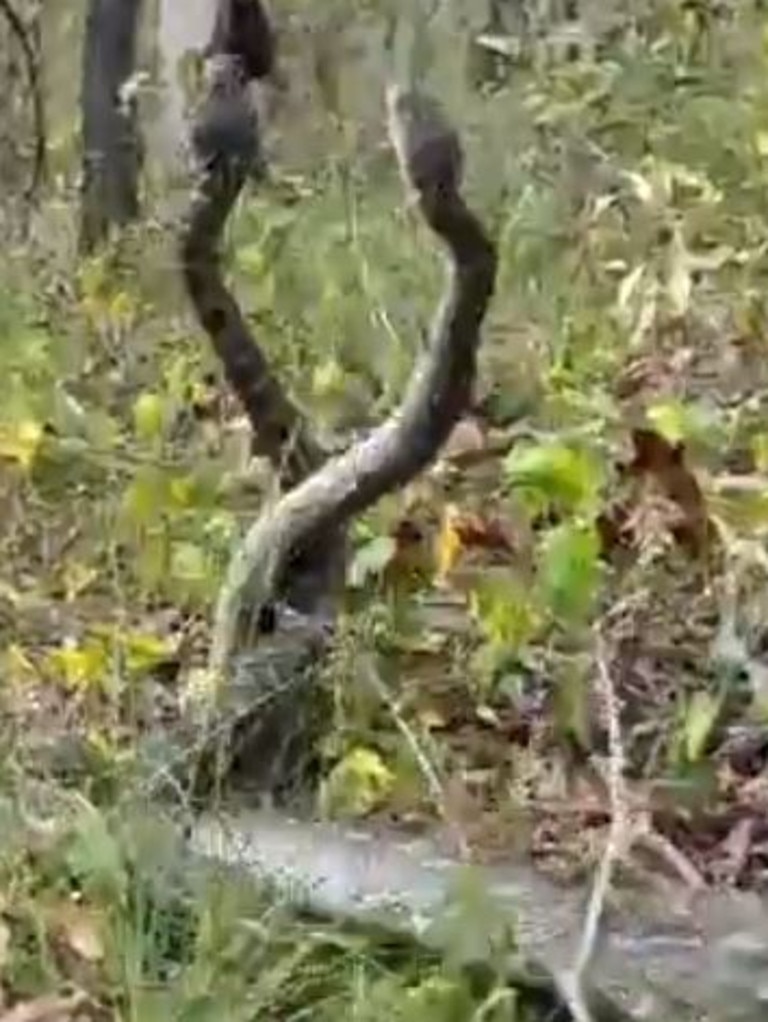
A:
[561, 629, 629, 1022]
[360, 656, 470, 860]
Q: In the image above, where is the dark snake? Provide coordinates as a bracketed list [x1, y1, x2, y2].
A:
[174, 27, 768, 1022]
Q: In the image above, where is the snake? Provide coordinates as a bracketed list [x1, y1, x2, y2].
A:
[178, 32, 496, 799]
[173, 13, 768, 1022]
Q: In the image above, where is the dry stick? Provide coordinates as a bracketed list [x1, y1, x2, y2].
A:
[360, 658, 470, 860]
[560, 631, 629, 1022]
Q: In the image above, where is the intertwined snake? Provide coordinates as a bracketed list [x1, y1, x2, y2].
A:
[179, 39, 496, 800]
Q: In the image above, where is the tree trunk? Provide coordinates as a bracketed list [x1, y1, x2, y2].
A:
[79, 0, 144, 253]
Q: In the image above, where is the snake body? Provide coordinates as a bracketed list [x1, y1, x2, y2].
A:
[179, 10, 497, 794]
[203, 84, 497, 673]
[174, 10, 768, 1022]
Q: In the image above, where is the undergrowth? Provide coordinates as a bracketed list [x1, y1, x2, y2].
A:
[5, 0, 768, 1017]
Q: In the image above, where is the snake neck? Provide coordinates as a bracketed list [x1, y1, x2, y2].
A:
[418, 187, 496, 268]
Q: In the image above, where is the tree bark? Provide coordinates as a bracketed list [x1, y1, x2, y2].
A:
[79, 0, 144, 253]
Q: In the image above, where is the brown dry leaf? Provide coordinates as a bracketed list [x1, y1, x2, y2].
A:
[450, 513, 515, 554]
[615, 353, 677, 400]
[381, 517, 432, 591]
[439, 416, 487, 465]
[0, 991, 89, 1022]
[625, 428, 715, 555]
[48, 903, 104, 964]
[417, 707, 448, 731]
[434, 504, 515, 586]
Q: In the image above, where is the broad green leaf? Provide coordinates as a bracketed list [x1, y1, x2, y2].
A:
[171, 542, 207, 582]
[235, 242, 266, 276]
[538, 522, 602, 624]
[469, 575, 541, 650]
[348, 535, 398, 588]
[646, 399, 719, 446]
[503, 441, 603, 513]
[133, 392, 166, 442]
[121, 467, 170, 526]
[709, 484, 768, 534]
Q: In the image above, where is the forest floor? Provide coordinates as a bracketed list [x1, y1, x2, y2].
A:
[4, 4, 768, 1020]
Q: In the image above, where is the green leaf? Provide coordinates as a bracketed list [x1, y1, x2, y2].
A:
[646, 399, 720, 447]
[681, 691, 721, 764]
[312, 358, 348, 398]
[121, 468, 170, 526]
[469, 575, 541, 651]
[504, 441, 603, 514]
[319, 747, 395, 818]
[348, 535, 398, 588]
[133, 392, 166, 442]
[538, 522, 602, 624]
[235, 242, 266, 276]
[171, 541, 207, 582]
[65, 809, 128, 905]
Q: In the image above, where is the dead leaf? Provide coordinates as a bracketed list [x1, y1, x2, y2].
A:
[439, 416, 487, 464]
[0, 991, 89, 1022]
[380, 517, 432, 591]
[717, 817, 754, 884]
[48, 903, 104, 963]
[434, 505, 467, 585]
[623, 428, 715, 556]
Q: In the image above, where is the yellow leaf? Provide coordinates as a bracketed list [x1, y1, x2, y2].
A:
[122, 631, 175, 672]
[0, 420, 43, 470]
[133, 392, 165, 442]
[0, 580, 21, 606]
[169, 475, 196, 508]
[319, 747, 395, 818]
[47, 641, 108, 691]
[62, 563, 98, 602]
[434, 505, 465, 585]
[109, 290, 137, 328]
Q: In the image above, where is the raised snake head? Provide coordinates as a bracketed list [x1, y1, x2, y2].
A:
[385, 84, 465, 197]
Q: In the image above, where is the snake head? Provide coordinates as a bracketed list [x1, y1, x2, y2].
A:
[385, 84, 465, 198]
[190, 55, 261, 177]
